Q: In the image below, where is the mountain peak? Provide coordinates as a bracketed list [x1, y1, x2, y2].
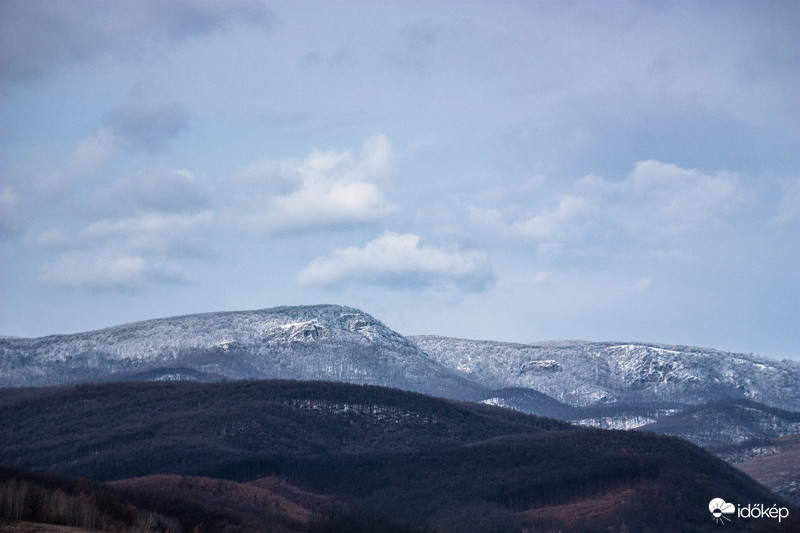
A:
[0, 304, 482, 399]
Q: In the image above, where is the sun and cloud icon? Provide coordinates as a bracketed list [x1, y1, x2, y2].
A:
[709, 498, 736, 524]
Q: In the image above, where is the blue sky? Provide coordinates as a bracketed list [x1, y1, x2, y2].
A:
[1, 0, 798, 359]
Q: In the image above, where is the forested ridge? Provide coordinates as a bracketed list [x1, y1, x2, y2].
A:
[1, 380, 796, 532]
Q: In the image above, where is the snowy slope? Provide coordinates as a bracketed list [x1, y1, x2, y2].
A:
[409, 336, 800, 412]
[640, 399, 800, 447]
[0, 305, 484, 400]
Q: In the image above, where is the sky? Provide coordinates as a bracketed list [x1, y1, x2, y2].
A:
[1, 0, 798, 360]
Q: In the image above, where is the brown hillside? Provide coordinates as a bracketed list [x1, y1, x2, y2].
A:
[733, 434, 800, 506]
[0, 523, 93, 533]
[110, 475, 313, 524]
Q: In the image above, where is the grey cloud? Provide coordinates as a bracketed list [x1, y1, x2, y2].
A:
[155, 0, 275, 38]
[400, 20, 439, 51]
[35, 209, 212, 290]
[302, 48, 352, 69]
[106, 102, 189, 153]
[76, 211, 214, 256]
[91, 169, 209, 215]
[734, 1, 799, 81]
[773, 178, 800, 225]
[0, 184, 20, 238]
[391, 20, 441, 69]
[0, 0, 275, 84]
[38, 250, 185, 291]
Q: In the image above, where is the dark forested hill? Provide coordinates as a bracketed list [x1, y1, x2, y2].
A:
[0, 380, 567, 481]
[1, 380, 795, 532]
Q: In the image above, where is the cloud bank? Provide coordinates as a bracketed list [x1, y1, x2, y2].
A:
[467, 160, 745, 255]
[33, 136, 398, 290]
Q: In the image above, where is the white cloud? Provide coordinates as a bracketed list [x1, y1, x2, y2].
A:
[357, 134, 393, 176]
[299, 231, 494, 292]
[68, 129, 122, 177]
[35, 210, 213, 290]
[573, 160, 744, 236]
[229, 134, 396, 233]
[34, 227, 69, 248]
[626, 160, 743, 228]
[462, 160, 744, 260]
[511, 195, 593, 240]
[25, 129, 123, 194]
[38, 251, 182, 290]
[524, 271, 550, 284]
[635, 277, 652, 292]
[0, 185, 19, 237]
[652, 249, 690, 260]
[77, 211, 214, 254]
[774, 177, 800, 224]
[465, 193, 594, 251]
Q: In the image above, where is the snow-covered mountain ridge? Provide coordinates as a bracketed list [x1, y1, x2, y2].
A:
[0, 305, 482, 399]
[409, 335, 800, 412]
[2, 305, 798, 417]
[8, 305, 393, 364]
